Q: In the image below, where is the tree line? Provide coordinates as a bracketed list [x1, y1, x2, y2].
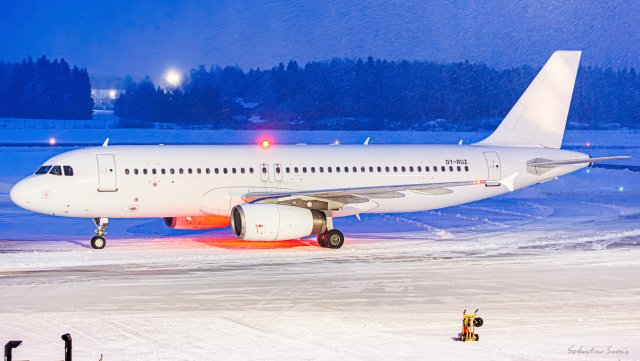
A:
[0, 56, 93, 119]
[115, 57, 640, 129]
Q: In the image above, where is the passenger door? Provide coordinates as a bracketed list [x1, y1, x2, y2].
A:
[483, 151, 501, 185]
[97, 154, 118, 191]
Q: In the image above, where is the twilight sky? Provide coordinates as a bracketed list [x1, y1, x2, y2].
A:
[1, 0, 638, 80]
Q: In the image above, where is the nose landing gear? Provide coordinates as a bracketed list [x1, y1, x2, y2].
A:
[91, 217, 108, 249]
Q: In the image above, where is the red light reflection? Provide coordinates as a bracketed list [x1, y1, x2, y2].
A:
[195, 236, 314, 250]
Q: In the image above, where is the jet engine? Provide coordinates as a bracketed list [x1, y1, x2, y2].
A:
[231, 204, 327, 241]
[164, 215, 230, 230]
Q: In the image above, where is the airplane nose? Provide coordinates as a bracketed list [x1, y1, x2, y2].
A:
[10, 179, 33, 210]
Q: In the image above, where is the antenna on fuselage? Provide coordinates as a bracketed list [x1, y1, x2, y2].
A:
[102, 138, 109, 147]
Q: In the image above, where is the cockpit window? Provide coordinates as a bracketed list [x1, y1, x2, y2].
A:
[35, 165, 52, 175]
[63, 166, 74, 176]
[49, 165, 62, 176]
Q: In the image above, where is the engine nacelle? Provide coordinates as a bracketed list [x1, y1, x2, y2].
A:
[231, 204, 326, 241]
[164, 216, 230, 230]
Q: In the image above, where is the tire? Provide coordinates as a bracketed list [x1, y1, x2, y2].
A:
[91, 235, 106, 249]
[317, 233, 328, 247]
[474, 317, 483, 327]
[460, 334, 466, 342]
[475, 334, 479, 341]
[326, 229, 344, 249]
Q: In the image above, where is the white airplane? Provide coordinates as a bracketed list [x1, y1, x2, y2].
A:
[10, 51, 628, 249]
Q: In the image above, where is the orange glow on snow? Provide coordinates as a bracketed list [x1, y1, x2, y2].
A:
[195, 237, 313, 250]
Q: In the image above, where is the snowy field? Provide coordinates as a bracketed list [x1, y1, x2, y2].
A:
[0, 129, 639, 360]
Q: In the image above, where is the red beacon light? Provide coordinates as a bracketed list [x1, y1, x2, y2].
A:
[261, 139, 271, 148]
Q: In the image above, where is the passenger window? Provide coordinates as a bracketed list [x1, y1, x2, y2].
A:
[35, 165, 52, 175]
[261, 166, 267, 174]
[311, 167, 316, 173]
[417, 166, 422, 172]
[170, 168, 175, 174]
[465, 166, 469, 172]
[441, 166, 445, 172]
[152, 169, 157, 174]
[328, 167, 332, 173]
[424, 166, 429, 172]
[125, 169, 130, 175]
[161, 169, 166, 174]
[143, 169, 148, 175]
[361, 166, 365, 172]
[369, 166, 374, 172]
[344, 167, 348, 173]
[215, 168, 219, 174]
[197, 168, 201, 174]
[319, 167, 324, 173]
[49, 165, 62, 176]
[241, 168, 245, 174]
[433, 166, 437, 172]
[232, 168, 236, 174]
[302, 167, 307, 173]
[286, 167, 291, 173]
[336, 167, 340, 173]
[63, 166, 74, 176]
[179, 168, 184, 174]
[206, 168, 210, 174]
[385, 166, 390, 172]
[224, 168, 228, 174]
[353, 166, 358, 173]
[457, 166, 461, 172]
[449, 166, 454, 172]
[409, 166, 414, 172]
[188, 168, 193, 174]
[393, 166, 398, 172]
[134, 169, 139, 175]
[294, 167, 299, 173]
[249, 168, 254, 174]
[401, 166, 406, 172]
[377, 166, 382, 172]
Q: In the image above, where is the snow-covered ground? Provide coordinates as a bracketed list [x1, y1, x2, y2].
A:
[0, 129, 638, 360]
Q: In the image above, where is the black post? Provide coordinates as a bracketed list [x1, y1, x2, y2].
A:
[61, 333, 72, 361]
[4, 341, 22, 361]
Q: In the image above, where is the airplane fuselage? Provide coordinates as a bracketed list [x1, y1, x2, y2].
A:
[10, 144, 588, 219]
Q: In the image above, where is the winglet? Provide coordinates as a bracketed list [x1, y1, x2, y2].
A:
[102, 138, 109, 147]
[501, 172, 519, 192]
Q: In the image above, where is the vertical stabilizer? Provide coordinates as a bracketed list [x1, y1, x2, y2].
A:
[476, 51, 581, 148]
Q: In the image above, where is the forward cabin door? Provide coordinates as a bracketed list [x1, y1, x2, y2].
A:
[97, 154, 118, 192]
[483, 151, 501, 186]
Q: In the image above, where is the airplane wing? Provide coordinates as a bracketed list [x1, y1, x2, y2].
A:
[242, 179, 486, 209]
[528, 155, 630, 168]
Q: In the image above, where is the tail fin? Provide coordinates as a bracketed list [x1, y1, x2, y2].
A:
[476, 50, 581, 148]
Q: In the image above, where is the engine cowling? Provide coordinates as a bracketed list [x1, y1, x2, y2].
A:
[231, 204, 326, 241]
[164, 216, 230, 230]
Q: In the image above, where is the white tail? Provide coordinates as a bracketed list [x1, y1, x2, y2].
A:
[476, 50, 581, 149]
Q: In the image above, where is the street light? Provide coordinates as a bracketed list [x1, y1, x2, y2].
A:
[164, 69, 182, 87]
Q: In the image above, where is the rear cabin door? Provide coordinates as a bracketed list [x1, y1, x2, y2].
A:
[97, 154, 118, 191]
[483, 151, 501, 184]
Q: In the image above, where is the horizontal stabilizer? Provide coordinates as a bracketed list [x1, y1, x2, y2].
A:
[528, 156, 630, 168]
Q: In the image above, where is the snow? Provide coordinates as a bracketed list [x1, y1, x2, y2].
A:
[0, 129, 638, 360]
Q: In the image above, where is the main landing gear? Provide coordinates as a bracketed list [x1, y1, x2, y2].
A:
[317, 229, 344, 249]
[91, 217, 108, 249]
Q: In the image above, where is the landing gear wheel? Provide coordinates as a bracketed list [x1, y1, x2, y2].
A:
[326, 229, 344, 249]
[91, 235, 106, 249]
[317, 233, 328, 247]
[475, 334, 479, 341]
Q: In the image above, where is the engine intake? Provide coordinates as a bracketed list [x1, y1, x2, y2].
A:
[231, 204, 326, 241]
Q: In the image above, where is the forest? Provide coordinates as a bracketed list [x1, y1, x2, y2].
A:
[115, 57, 640, 130]
[0, 56, 93, 120]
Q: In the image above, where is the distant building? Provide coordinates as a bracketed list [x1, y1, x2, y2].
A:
[92, 89, 124, 110]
